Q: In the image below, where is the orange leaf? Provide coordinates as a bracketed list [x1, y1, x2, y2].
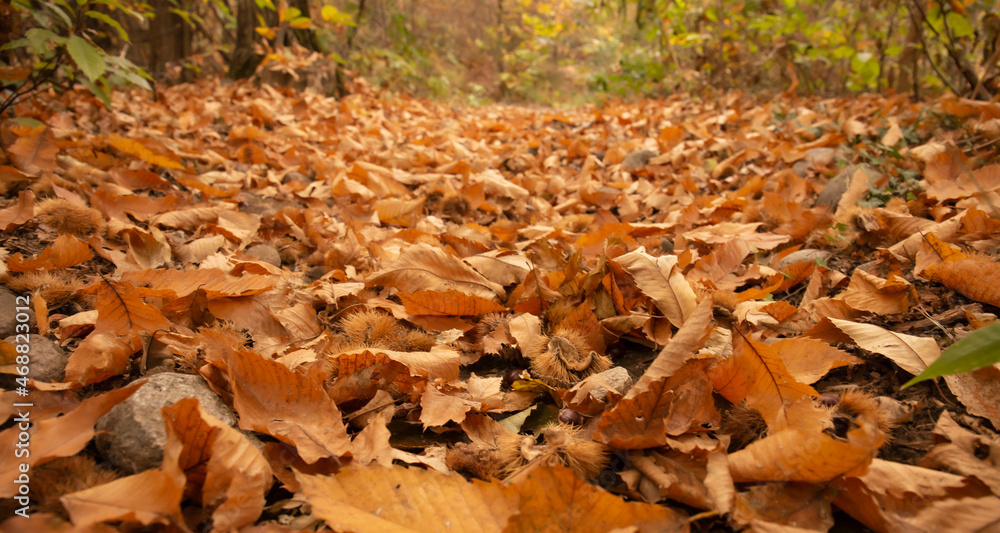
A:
[595, 360, 719, 449]
[61, 400, 186, 528]
[398, 289, 506, 316]
[297, 465, 517, 533]
[367, 244, 504, 301]
[504, 465, 688, 533]
[93, 280, 172, 337]
[161, 398, 272, 530]
[7, 234, 93, 272]
[108, 134, 185, 170]
[0, 382, 143, 498]
[0, 189, 34, 231]
[728, 399, 883, 482]
[924, 255, 1000, 308]
[228, 349, 351, 463]
[770, 337, 862, 384]
[7, 125, 59, 175]
[709, 329, 816, 428]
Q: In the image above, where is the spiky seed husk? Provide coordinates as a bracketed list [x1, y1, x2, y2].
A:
[4, 271, 83, 304]
[35, 198, 104, 237]
[524, 326, 611, 386]
[337, 309, 436, 352]
[497, 423, 608, 480]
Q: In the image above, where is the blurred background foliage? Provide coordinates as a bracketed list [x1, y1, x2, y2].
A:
[1, 0, 999, 111]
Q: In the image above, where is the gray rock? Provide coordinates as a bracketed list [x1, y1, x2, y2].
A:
[96, 373, 236, 473]
[622, 150, 658, 172]
[0, 335, 66, 387]
[0, 289, 35, 339]
[590, 366, 633, 401]
[283, 171, 312, 185]
[815, 164, 879, 210]
[776, 249, 833, 271]
[236, 191, 297, 216]
[245, 243, 282, 267]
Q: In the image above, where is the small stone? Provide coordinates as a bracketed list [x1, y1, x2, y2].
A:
[96, 373, 237, 473]
[0, 289, 35, 338]
[283, 171, 312, 185]
[622, 150, 658, 172]
[0, 335, 66, 387]
[590, 366, 633, 401]
[776, 249, 832, 271]
[815, 164, 879, 210]
[245, 244, 282, 267]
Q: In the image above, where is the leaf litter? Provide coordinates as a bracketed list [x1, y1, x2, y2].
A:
[1, 82, 1000, 532]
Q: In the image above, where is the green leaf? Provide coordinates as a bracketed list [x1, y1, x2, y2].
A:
[78, 76, 111, 108]
[25, 28, 64, 53]
[902, 322, 1000, 388]
[945, 12, 974, 38]
[0, 38, 30, 52]
[66, 35, 107, 82]
[86, 11, 130, 42]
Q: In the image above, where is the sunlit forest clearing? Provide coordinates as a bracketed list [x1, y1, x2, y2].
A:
[2, 1, 1000, 532]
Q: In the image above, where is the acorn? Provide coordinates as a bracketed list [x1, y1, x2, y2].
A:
[523, 326, 612, 387]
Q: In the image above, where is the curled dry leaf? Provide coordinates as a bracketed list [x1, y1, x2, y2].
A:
[0, 382, 142, 498]
[595, 359, 719, 449]
[61, 398, 186, 529]
[728, 398, 884, 483]
[834, 458, 999, 532]
[7, 234, 93, 272]
[161, 398, 273, 532]
[228, 348, 351, 464]
[613, 247, 698, 328]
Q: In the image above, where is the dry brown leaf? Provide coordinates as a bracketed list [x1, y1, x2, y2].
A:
[834, 458, 997, 532]
[7, 234, 93, 272]
[161, 398, 273, 531]
[826, 318, 937, 375]
[351, 410, 394, 467]
[595, 359, 718, 448]
[367, 243, 505, 301]
[920, 411, 1000, 496]
[0, 382, 142, 497]
[613, 247, 698, 328]
[0, 190, 34, 231]
[107, 134, 185, 170]
[709, 329, 816, 428]
[924, 255, 1000, 308]
[420, 385, 482, 427]
[629, 298, 714, 396]
[398, 289, 506, 316]
[840, 269, 916, 315]
[732, 482, 836, 531]
[8, 125, 59, 175]
[297, 465, 517, 533]
[770, 337, 862, 384]
[229, 349, 351, 463]
[728, 399, 883, 482]
[503, 465, 688, 533]
[61, 404, 186, 528]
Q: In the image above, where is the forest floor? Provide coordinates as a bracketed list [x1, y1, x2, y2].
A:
[1, 80, 999, 532]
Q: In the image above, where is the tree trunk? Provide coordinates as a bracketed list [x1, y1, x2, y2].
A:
[148, 0, 191, 81]
[227, 0, 263, 80]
